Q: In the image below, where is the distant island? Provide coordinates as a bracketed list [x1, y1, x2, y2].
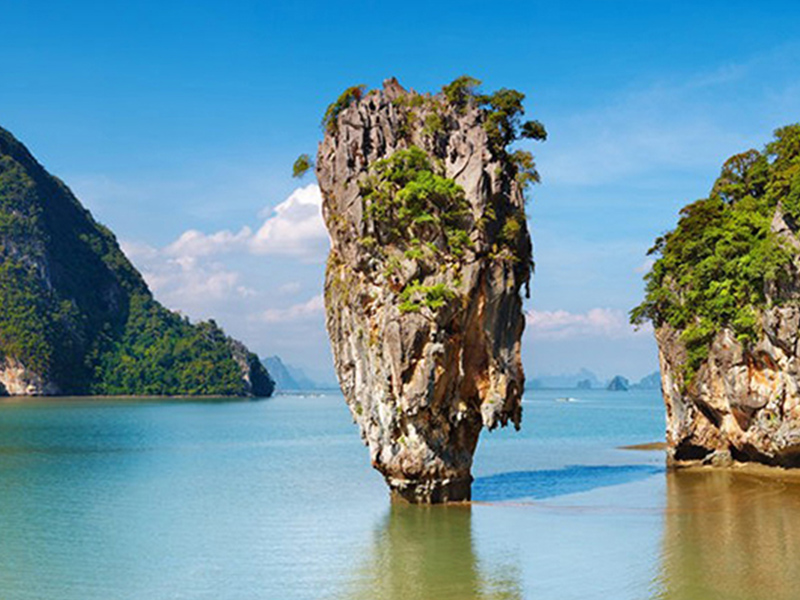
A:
[0, 126, 273, 398]
[529, 369, 660, 391]
[262, 356, 325, 391]
[606, 375, 629, 391]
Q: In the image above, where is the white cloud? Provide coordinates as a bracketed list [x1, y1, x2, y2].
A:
[256, 295, 325, 324]
[120, 239, 159, 261]
[278, 281, 302, 295]
[144, 184, 329, 264]
[250, 184, 329, 260]
[143, 257, 253, 304]
[117, 183, 329, 317]
[121, 238, 255, 314]
[165, 227, 252, 258]
[526, 308, 651, 341]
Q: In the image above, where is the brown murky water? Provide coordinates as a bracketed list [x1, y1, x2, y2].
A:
[655, 469, 800, 600]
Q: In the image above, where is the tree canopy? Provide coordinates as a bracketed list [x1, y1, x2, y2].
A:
[631, 124, 800, 382]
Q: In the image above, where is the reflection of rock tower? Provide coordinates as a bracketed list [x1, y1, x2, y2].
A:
[317, 78, 542, 502]
[657, 470, 800, 600]
[342, 505, 522, 599]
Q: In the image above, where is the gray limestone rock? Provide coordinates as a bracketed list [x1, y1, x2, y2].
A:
[317, 78, 534, 502]
[657, 208, 800, 467]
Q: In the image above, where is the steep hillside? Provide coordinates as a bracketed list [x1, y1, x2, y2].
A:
[0, 126, 273, 397]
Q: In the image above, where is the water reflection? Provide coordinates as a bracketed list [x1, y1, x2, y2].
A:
[655, 469, 800, 600]
[342, 503, 521, 600]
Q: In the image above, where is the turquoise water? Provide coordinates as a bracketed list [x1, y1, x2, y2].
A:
[0, 390, 798, 599]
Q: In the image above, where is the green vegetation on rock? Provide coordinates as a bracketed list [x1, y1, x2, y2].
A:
[0, 126, 273, 396]
[438, 76, 547, 181]
[321, 85, 366, 134]
[292, 154, 313, 178]
[361, 146, 471, 253]
[631, 125, 800, 382]
[398, 280, 456, 313]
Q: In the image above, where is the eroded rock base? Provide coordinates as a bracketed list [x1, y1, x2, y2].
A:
[388, 476, 473, 504]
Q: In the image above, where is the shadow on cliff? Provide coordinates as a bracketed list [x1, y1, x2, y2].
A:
[473, 464, 664, 502]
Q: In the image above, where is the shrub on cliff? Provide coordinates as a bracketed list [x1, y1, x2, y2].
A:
[631, 125, 800, 381]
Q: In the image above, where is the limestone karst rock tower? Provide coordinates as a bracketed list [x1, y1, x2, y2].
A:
[316, 77, 543, 502]
[633, 125, 800, 468]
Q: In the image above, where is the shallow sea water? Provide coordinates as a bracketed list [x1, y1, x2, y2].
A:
[0, 389, 798, 599]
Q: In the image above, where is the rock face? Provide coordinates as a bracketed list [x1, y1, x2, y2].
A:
[657, 210, 800, 467]
[636, 127, 800, 468]
[317, 78, 535, 502]
[0, 125, 273, 397]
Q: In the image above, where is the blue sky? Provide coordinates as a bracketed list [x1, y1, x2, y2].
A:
[2, 0, 800, 382]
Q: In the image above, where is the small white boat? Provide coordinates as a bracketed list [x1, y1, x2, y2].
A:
[555, 396, 578, 403]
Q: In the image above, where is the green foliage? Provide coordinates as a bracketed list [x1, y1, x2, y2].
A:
[510, 150, 540, 189]
[398, 280, 455, 313]
[322, 85, 366, 134]
[520, 120, 548, 141]
[361, 146, 472, 258]
[422, 111, 445, 138]
[481, 88, 526, 151]
[442, 76, 481, 112]
[632, 125, 800, 384]
[93, 295, 247, 396]
[766, 124, 800, 222]
[292, 154, 313, 178]
[0, 260, 56, 376]
[499, 215, 523, 245]
[0, 127, 268, 396]
[439, 76, 545, 191]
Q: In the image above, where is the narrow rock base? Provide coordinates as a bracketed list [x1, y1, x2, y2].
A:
[388, 476, 473, 504]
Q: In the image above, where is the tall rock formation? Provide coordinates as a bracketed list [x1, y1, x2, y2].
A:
[316, 77, 543, 502]
[0, 125, 274, 397]
[633, 125, 800, 467]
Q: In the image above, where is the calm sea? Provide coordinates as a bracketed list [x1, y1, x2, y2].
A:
[0, 389, 797, 599]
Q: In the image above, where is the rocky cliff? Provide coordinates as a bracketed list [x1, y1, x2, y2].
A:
[634, 125, 800, 467]
[316, 77, 543, 502]
[0, 125, 274, 397]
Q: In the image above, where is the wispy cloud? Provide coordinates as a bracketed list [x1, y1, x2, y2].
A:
[526, 308, 651, 341]
[538, 44, 800, 188]
[255, 295, 325, 323]
[165, 227, 253, 258]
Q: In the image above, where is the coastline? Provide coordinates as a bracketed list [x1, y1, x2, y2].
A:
[0, 394, 269, 403]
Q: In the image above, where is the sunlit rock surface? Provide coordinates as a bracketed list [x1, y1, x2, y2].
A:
[658, 209, 800, 467]
[318, 78, 534, 502]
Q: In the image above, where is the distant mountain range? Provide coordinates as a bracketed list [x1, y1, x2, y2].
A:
[529, 369, 661, 391]
[262, 356, 330, 391]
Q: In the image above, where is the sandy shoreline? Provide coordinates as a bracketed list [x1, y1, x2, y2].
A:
[618, 441, 668, 451]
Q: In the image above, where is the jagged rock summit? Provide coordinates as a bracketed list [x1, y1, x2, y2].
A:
[633, 125, 800, 468]
[0, 125, 274, 397]
[316, 77, 543, 502]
